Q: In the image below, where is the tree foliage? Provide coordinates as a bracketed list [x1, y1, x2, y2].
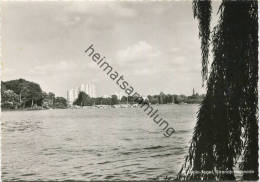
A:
[42, 92, 56, 108]
[74, 91, 92, 106]
[54, 97, 68, 108]
[3, 79, 43, 107]
[1, 79, 68, 109]
[111, 95, 119, 105]
[1, 90, 20, 109]
[177, 1, 258, 181]
[193, 0, 212, 85]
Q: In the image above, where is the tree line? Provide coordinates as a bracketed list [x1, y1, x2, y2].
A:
[73, 91, 205, 106]
[1, 79, 67, 110]
[1, 79, 204, 109]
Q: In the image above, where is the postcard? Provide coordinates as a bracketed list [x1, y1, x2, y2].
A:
[1, 0, 258, 181]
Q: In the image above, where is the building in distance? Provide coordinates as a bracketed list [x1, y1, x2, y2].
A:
[67, 83, 96, 105]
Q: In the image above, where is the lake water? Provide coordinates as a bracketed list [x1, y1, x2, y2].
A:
[2, 104, 198, 181]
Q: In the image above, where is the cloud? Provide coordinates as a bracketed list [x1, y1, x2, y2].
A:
[28, 61, 77, 76]
[53, 1, 139, 31]
[55, 2, 137, 30]
[65, 2, 137, 18]
[169, 56, 187, 66]
[132, 67, 159, 76]
[116, 41, 161, 63]
[55, 15, 81, 27]
[169, 47, 181, 53]
[110, 3, 137, 18]
[115, 41, 200, 77]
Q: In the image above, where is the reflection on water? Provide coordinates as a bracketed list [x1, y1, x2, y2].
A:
[2, 104, 198, 181]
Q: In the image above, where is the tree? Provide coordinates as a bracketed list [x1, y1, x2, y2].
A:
[127, 96, 134, 104]
[186, 94, 204, 104]
[177, 1, 258, 181]
[54, 97, 67, 108]
[149, 96, 159, 104]
[94, 97, 105, 105]
[165, 94, 174, 104]
[74, 92, 92, 106]
[111, 95, 119, 105]
[1, 90, 20, 109]
[42, 92, 56, 108]
[3, 79, 43, 107]
[173, 95, 187, 104]
[48, 92, 55, 105]
[121, 96, 128, 104]
[1, 81, 7, 94]
[159, 92, 165, 104]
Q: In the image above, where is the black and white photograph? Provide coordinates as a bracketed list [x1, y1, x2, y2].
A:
[1, 0, 258, 181]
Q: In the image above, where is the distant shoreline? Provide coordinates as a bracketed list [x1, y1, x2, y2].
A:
[2, 103, 199, 112]
[2, 78, 204, 111]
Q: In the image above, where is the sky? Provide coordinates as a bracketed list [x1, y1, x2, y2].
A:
[2, 1, 220, 98]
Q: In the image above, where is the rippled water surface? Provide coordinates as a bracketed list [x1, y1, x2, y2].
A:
[2, 104, 198, 181]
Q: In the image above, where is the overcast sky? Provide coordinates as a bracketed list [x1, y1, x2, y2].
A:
[2, 1, 219, 97]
